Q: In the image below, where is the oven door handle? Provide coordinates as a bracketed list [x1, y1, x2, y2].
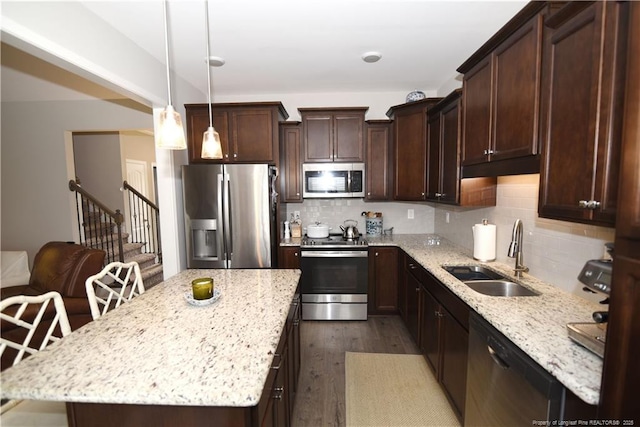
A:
[301, 250, 368, 258]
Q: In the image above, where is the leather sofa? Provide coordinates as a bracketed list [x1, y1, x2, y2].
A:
[1, 241, 105, 371]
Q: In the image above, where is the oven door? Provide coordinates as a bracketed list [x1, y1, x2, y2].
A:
[300, 249, 368, 320]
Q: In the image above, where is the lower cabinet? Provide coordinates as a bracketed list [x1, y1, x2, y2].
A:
[278, 247, 300, 269]
[420, 271, 469, 421]
[261, 287, 301, 427]
[399, 250, 469, 422]
[368, 247, 399, 314]
[402, 253, 422, 343]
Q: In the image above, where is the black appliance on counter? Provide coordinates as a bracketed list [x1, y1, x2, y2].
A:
[566, 247, 613, 358]
[299, 234, 368, 320]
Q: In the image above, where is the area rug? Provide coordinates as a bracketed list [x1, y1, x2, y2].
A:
[345, 352, 461, 427]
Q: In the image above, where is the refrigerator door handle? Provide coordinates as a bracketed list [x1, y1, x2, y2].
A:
[217, 173, 227, 265]
[225, 174, 233, 267]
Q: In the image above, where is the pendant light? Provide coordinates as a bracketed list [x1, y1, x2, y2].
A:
[156, 0, 187, 150]
[200, 0, 223, 159]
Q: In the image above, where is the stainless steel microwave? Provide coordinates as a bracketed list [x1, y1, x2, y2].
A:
[302, 163, 365, 198]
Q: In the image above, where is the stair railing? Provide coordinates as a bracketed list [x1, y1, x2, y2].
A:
[121, 181, 162, 264]
[69, 179, 125, 264]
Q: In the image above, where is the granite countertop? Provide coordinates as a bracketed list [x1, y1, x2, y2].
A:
[366, 234, 603, 405]
[1, 269, 301, 407]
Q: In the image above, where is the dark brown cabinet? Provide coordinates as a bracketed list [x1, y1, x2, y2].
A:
[261, 287, 300, 427]
[538, 1, 628, 227]
[365, 120, 392, 200]
[278, 246, 300, 269]
[401, 252, 423, 343]
[387, 98, 440, 201]
[368, 246, 398, 315]
[458, 3, 554, 177]
[419, 271, 469, 421]
[426, 90, 497, 206]
[185, 102, 288, 164]
[279, 122, 303, 203]
[398, 249, 470, 422]
[299, 107, 367, 163]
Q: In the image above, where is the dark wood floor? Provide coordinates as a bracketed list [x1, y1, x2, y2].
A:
[291, 315, 420, 427]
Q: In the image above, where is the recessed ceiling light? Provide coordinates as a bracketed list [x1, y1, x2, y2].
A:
[206, 56, 225, 67]
[362, 51, 382, 63]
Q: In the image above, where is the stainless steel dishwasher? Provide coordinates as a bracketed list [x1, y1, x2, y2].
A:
[465, 313, 565, 426]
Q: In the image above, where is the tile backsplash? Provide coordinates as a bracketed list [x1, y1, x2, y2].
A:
[434, 174, 615, 303]
[285, 199, 435, 235]
[285, 174, 615, 303]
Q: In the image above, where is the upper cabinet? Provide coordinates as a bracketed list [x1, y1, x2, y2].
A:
[387, 98, 441, 201]
[279, 122, 303, 203]
[365, 120, 392, 200]
[426, 90, 496, 206]
[299, 107, 367, 163]
[458, 3, 560, 178]
[185, 102, 288, 164]
[538, 1, 628, 227]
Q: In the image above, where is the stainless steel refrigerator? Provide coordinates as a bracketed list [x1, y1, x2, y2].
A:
[182, 164, 277, 268]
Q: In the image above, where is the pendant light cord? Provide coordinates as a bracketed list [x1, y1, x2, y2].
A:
[205, 0, 213, 128]
[163, 0, 173, 106]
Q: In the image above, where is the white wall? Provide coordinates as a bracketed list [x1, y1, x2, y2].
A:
[0, 100, 155, 265]
[434, 174, 615, 302]
[73, 132, 125, 214]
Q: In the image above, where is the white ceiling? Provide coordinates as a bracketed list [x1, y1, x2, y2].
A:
[1, 0, 528, 102]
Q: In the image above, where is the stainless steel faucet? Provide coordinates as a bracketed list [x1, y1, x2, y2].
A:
[508, 219, 529, 278]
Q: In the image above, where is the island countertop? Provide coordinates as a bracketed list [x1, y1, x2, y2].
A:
[1, 269, 301, 407]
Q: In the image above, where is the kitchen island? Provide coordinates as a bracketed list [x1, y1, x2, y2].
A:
[0, 269, 301, 426]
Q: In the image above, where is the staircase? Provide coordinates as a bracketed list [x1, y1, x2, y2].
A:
[70, 180, 164, 289]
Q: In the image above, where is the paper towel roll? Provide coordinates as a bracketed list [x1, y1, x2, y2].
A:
[472, 221, 496, 261]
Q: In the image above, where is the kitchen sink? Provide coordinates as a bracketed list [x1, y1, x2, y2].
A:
[443, 265, 506, 281]
[463, 280, 539, 297]
[443, 265, 539, 297]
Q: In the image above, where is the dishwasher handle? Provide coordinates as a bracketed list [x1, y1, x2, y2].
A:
[487, 344, 510, 369]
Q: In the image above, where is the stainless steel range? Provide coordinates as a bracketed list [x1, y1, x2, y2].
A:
[300, 234, 368, 320]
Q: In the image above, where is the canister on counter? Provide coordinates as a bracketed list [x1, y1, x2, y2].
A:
[365, 216, 383, 236]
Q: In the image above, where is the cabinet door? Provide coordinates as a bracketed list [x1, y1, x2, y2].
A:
[278, 247, 300, 269]
[394, 107, 427, 200]
[186, 108, 230, 164]
[369, 247, 398, 314]
[426, 112, 442, 201]
[334, 114, 364, 162]
[440, 100, 461, 204]
[231, 109, 276, 163]
[539, 2, 625, 226]
[303, 114, 332, 162]
[492, 15, 542, 161]
[365, 123, 391, 200]
[398, 252, 408, 322]
[440, 310, 468, 419]
[280, 124, 302, 202]
[462, 56, 493, 166]
[420, 286, 441, 373]
[404, 265, 421, 344]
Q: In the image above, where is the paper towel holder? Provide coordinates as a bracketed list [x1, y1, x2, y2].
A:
[472, 218, 497, 262]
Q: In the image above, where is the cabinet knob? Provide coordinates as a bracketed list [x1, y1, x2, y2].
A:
[273, 386, 284, 400]
[233, 153, 238, 158]
[225, 154, 229, 159]
[294, 252, 298, 257]
[421, 192, 425, 197]
[367, 192, 371, 196]
[296, 192, 300, 196]
[483, 149, 495, 155]
[375, 252, 379, 256]
[579, 200, 601, 209]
